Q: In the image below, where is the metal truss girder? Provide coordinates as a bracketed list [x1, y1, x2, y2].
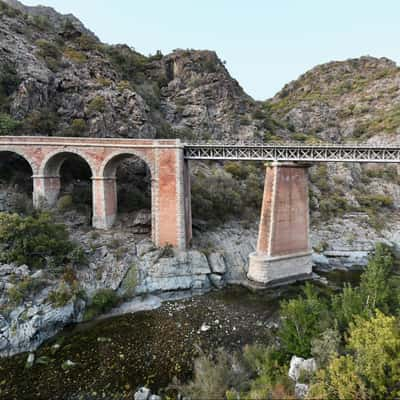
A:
[183, 144, 400, 163]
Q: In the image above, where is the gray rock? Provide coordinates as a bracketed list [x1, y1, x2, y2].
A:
[295, 383, 309, 399]
[289, 356, 317, 382]
[208, 252, 226, 274]
[25, 352, 35, 368]
[137, 240, 155, 258]
[134, 387, 151, 400]
[149, 395, 161, 400]
[209, 273, 224, 288]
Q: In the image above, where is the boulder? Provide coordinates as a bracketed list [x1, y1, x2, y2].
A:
[288, 356, 316, 382]
[295, 383, 309, 399]
[208, 252, 226, 274]
[209, 273, 224, 288]
[134, 387, 151, 400]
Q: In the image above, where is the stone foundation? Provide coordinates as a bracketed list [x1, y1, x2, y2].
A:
[248, 251, 312, 284]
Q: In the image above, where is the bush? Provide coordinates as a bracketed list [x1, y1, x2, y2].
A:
[35, 39, 62, 71]
[63, 48, 87, 63]
[359, 242, 393, 313]
[57, 195, 73, 211]
[0, 113, 20, 135]
[0, 212, 78, 269]
[0, 63, 20, 112]
[87, 95, 106, 113]
[47, 282, 72, 307]
[67, 118, 87, 136]
[7, 277, 45, 306]
[83, 289, 119, 320]
[105, 44, 148, 83]
[177, 349, 250, 400]
[21, 109, 59, 135]
[356, 193, 394, 209]
[311, 328, 341, 368]
[309, 311, 400, 400]
[278, 283, 329, 358]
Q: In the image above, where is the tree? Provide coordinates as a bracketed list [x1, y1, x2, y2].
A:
[359, 242, 393, 313]
[0, 212, 75, 269]
[278, 283, 329, 358]
[308, 311, 400, 400]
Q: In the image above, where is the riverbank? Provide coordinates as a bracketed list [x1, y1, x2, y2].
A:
[0, 268, 361, 400]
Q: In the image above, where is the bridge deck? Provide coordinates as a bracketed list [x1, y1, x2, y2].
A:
[183, 143, 400, 162]
[1, 137, 400, 162]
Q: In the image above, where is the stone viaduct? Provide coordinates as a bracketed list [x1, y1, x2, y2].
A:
[2, 137, 400, 286]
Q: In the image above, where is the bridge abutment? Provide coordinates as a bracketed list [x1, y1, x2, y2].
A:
[247, 162, 312, 284]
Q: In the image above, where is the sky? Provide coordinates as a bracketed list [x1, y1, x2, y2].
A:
[22, 0, 400, 100]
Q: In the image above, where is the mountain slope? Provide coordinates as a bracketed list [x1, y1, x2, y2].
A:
[0, 0, 277, 140]
[268, 56, 400, 144]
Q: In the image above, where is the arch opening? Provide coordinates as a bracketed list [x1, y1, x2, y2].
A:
[0, 151, 33, 213]
[44, 152, 93, 221]
[103, 154, 152, 236]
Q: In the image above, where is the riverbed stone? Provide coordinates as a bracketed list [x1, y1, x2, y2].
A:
[134, 387, 151, 400]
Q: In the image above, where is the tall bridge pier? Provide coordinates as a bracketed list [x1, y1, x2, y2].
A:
[247, 162, 312, 284]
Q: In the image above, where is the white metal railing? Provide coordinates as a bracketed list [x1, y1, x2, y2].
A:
[183, 143, 400, 162]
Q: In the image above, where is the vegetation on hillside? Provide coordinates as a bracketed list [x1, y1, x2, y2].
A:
[179, 243, 400, 399]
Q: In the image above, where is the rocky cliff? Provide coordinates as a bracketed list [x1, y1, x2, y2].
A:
[0, 0, 272, 140]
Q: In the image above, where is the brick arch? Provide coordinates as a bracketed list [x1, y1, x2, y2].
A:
[0, 148, 37, 175]
[39, 149, 95, 177]
[99, 150, 155, 178]
[95, 150, 156, 238]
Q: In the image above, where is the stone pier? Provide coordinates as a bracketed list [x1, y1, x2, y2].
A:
[247, 162, 312, 285]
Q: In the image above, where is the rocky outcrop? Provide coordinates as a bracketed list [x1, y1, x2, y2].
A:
[0, 0, 268, 140]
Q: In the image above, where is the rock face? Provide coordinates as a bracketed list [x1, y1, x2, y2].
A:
[0, 0, 267, 140]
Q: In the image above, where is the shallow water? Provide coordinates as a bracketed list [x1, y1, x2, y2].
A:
[0, 274, 352, 400]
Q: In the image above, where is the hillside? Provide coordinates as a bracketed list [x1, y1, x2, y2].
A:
[268, 56, 400, 144]
[0, 0, 277, 140]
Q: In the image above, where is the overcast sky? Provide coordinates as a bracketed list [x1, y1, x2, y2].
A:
[22, 0, 400, 100]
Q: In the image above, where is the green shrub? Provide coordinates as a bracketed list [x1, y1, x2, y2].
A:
[67, 118, 87, 136]
[77, 34, 98, 51]
[359, 242, 393, 313]
[311, 328, 341, 368]
[356, 193, 394, 209]
[47, 282, 72, 307]
[29, 15, 51, 31]
[105, 44, 148, 83]
[57, 195, 73, 211]
[0, 63, 20, 112]
[309, 311, 400, 400]
[292, 132, 309, 142]
[21, 109, 59, 135]
[83, 289, 119, 320]
[87, 95, 106, 113]
[0, 212, 78, 269]
[35, 39, 62, 71]
[121, 263, 138, 296]
[7, 277, 45, 306]
[0, 113, 20, 135]
[63, 47, 87, 64]
[177, 349, 250, 400]
[278, 283, 329, 358]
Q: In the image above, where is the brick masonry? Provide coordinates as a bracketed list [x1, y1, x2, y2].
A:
[0, 136, 189, 250]
[248, 162, 312, 284]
